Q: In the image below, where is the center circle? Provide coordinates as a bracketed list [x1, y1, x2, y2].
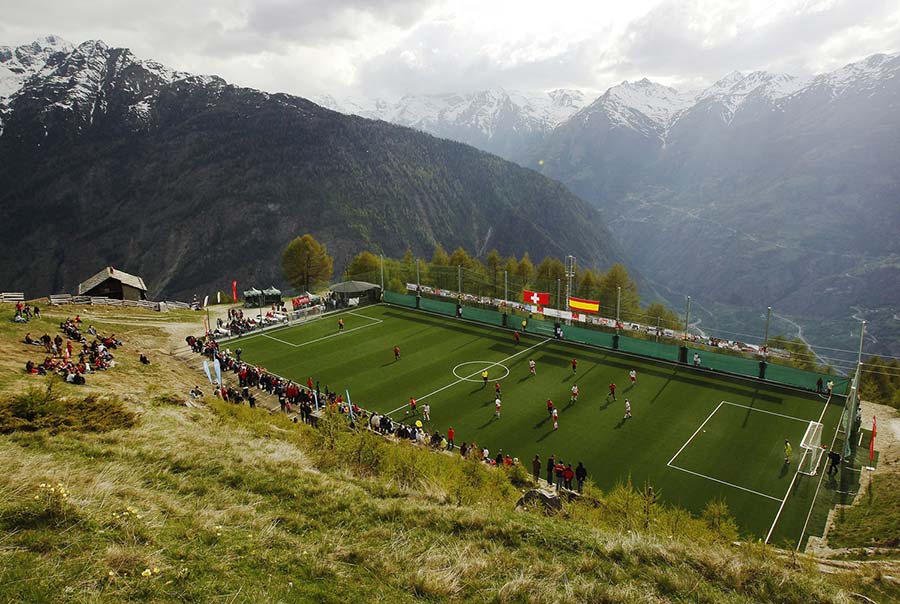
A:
[452, 361, 511, 382]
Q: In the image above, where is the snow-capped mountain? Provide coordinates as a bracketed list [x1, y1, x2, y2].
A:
[318, 88, 588, 159]
[0, 36, 621, 305]
[1, 37, 225, 141]
[0, 35, 73, 99]
[530, 51, 900, 356]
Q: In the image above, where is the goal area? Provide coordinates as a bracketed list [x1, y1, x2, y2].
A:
[798, 421, 825, 476]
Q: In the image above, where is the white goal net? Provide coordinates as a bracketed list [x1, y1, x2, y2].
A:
[798, 421, 825, 476]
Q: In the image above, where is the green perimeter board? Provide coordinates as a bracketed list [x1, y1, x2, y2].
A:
[231, 305, 843, 542]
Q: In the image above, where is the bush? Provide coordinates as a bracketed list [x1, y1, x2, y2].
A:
[0, 382, 136, 434]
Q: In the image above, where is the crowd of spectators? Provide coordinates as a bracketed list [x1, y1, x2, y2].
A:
[22, 315, 124, 385]
[12, 301, 41, 322]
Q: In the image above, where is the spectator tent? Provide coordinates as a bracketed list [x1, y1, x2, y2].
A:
[77, 267, 148, 301]
[330, 280, 381, 306]
[243, 286, 282, 308]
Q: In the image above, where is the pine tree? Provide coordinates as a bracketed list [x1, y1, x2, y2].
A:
[282, 234, 334, 292]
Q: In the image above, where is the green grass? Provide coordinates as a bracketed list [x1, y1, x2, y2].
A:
[232, 304, 844, 544]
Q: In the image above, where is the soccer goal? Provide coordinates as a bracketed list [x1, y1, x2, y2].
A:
[798, 421, 826, 476]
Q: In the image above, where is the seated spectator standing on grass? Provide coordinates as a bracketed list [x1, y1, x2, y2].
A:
[139, 353, 151, 365]
[24, 333, 42, 346]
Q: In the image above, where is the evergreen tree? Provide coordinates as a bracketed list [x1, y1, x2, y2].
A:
[432, 244, 450, 266]
[644, 302, 682, 330]
[598, 263, 639, 318]
[516, 253, 535, 286]
[345, 251, 380, 279]
[486, 249, 502, 286]
[576, 268, 599, 299]
[282, 234, 334, 293]
[536, 256, 566, 281]
[449, 247, 473, 269]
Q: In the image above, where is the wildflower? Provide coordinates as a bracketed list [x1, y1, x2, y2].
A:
[142, 569, 152, 577]
[108, 571, 115, 577]
[153, 567, 160, 574]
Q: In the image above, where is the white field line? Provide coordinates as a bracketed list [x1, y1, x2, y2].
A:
[766, 394, 833, 544]
[667, 464, 782, 502]
[261, 314, 383, 349]
[230, 305, 383, 344]
[667, 401, 724, 466]
[721, 401, 811, 424]
[385, 338, 551, 417]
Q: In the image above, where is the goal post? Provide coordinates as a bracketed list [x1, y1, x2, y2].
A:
[798, 421, 825, 476]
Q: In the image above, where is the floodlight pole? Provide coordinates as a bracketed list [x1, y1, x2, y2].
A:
[684, 295, 691, 338]
[616, 286, 621, 334]
[856, 320, 866, 368]
[416, 259, 420, 289]
[380, 254, 384, 292]
[656, 316, 660, 342]
[457, 265, 462, 298]
[503, 270, 508, 311]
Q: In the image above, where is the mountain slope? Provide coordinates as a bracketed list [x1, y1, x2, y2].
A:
[0, 39, 621, 300]
[529, 54, 900, 355]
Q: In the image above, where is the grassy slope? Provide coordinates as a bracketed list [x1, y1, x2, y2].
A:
[0, 302, 897, 603]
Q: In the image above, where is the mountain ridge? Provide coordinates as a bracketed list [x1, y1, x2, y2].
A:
[0, 37, 623, 300]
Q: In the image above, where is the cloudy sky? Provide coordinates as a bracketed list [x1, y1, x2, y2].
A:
[2, 0, 899, 99]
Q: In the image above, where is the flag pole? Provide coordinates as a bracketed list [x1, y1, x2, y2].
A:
[380, 254, 384, 293]
[763, 306, 772, 359]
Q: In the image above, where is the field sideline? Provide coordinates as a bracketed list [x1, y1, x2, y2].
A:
[230, 303, 844, 546]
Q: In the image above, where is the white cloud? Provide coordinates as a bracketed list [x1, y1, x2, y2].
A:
[0, 0, 897, 99]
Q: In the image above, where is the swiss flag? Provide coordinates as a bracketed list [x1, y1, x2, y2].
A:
[523, 290, 550, 305]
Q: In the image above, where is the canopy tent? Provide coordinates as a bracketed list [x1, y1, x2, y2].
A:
[329, 280, 381, 306]
[244, 286, 282, 308]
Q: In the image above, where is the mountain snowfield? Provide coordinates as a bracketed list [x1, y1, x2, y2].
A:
[323, 52, 898, 152]
[0, 36, 220, 136]
[317, 88, 588, 158]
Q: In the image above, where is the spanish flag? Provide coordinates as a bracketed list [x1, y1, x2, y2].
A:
[568, 296, 600, 314]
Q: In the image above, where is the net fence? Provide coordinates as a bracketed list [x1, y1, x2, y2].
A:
[379, 263, 848, 396]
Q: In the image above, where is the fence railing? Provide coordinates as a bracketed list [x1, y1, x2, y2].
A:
[45, 294, 193, 313]
[384, 290, 849, 395]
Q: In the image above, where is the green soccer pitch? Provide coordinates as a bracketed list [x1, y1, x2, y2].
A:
[229, 303, 844, 545]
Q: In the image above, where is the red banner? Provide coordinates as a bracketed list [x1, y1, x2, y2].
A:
[523, 290, 550, 305]
[870, 416, 877, 462]
[292, 294, 311, 309]
[232, 280, 237, 303]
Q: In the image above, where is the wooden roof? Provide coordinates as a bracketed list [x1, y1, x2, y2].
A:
[77, 267, 147, 295]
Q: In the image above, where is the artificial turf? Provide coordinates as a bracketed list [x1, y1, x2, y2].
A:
[229, 303, 844, 545]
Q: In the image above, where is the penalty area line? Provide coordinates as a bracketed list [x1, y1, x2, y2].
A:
[262, 319, 382, 349]
[385, 338, 551, 417]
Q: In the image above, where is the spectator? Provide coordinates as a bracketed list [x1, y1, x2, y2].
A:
[532, 454, 541, 483]
[575, 462, 587, 493]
